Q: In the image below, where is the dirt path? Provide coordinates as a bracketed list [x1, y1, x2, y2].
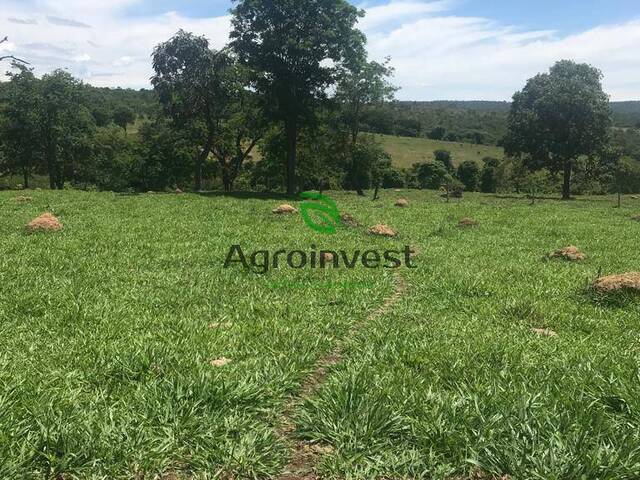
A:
[276, 273, 408, 480]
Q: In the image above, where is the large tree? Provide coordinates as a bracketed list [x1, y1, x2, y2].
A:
[39, 70, 94, 189]
[505, 60, 612, 200]
[152, 30, 233, 191]
[230, 0, 365, 195]
[0, 64, 41, 188]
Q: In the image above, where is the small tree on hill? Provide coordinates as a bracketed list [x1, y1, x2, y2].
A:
[505, 60, 612, 200]
[434, 149, 454, 173]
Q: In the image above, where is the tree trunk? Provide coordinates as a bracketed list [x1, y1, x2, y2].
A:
[285, 118, 297, 196]
[222, 165, 233, 192]
[195, 135, 213, 192]
[373, 184, 380, 201]
[23, 162, 29, 189]
[562, 160, 572, 200]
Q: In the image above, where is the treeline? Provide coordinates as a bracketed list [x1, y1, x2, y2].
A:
[1, 0, 640, 198]
[362, 100, 640, 148]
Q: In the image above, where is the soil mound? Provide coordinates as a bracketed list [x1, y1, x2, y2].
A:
[273, 204, 298, 215]
[210, 357, 232, 367]
[551, 246, 586, 261]
[395, 198, 409, 208]
[631, 214, 640, 222]
[368, 224, 397, 237]
[593, 273, 640, 294]
[459, 218, 479, 227]
[14, 196, 33, 204]
[26, 213, 62, 233]
[531, 328, 558, 337]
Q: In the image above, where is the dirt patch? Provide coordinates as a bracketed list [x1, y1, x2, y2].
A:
[273, 204, 298, 215]
[593, 273, 640, 294]
[395, 198, 409, 208]
[26, 213, 62, 233]
[340, 213, 359, 227]
[14, 195, 33, 204]
[631, 214, 640, 222]
[320, 252, 336, 266]
[550, 246, 586, 261]
[531, 328, 558, 337]
[459, 218, 479, 227]
[210, 357, 232, 367]
[368, 224, 397, 237]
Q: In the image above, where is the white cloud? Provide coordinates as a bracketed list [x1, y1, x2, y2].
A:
[1, 0, 639, 100]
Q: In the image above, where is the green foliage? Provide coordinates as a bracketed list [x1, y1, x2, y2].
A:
[457, 160, 480, 191]
[113, 106, 135, 131]
[505, 60, 612, 199]
[413, 161, 450, 190]
[230, 0, 366, 194]
[480, 157, 500, 193]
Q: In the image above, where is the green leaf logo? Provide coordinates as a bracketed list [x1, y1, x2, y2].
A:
[300, 192, 341, 234]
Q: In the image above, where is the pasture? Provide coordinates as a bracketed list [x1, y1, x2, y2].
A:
[1, 190, 640, 479]
[376, 134, 504, 168]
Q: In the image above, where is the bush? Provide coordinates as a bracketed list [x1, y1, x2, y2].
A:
[457, 160, 480, 191]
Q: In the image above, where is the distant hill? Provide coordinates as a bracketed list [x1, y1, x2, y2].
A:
[361, 100, 640, 147]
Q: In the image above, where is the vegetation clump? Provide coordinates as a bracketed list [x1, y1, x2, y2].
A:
[631, 214, 640, 222]
[551, 246, 586, 261]
[26, 212, 62, 233]
[273, 204, 298, 215]
[368, 224, 397, 237]
[592, 273, 640, 294]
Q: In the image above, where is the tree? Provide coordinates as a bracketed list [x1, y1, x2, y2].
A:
[428, 126, 446, 140]
[414, 161, 449, 190]
[39, 70, 94, 189]
[434, 149, 454, 173]
[113, 106, 135, 132]
[152, 30, 233, 191]
[336, 57, 396, 195]
[230, 0, 365, 195]
[0, 64, 41, 188]
[480, 157, 500, 193]
[505, 60, 612, 200]
[210, 66, 266, 192]
[457, 160, 480, 191]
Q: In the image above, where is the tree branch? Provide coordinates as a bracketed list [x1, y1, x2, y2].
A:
[0, 36, 29, 64]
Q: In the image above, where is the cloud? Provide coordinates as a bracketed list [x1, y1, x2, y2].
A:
[1, 0, 639, 100]
[47, 16, 92, 28]
[7, 17, 38, 25]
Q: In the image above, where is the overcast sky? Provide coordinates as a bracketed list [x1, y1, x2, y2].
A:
[1, 0, 639, 100]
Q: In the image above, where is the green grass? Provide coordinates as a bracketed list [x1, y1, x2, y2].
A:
[376, 134, 504, 169]
[1, 189, 640, 479]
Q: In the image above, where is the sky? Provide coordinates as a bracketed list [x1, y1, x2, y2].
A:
[1, 0, 639, 100]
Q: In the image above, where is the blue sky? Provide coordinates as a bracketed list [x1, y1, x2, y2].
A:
[2, 0, 639, 99]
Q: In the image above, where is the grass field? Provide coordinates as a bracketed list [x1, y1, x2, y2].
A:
[1, 189, 640, 479]
[376, 134, 505, 169]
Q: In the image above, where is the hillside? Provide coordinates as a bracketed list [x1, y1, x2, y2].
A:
[377, 134, 504, 169]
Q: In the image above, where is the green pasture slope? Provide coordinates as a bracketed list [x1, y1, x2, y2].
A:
[1, 189, 640, 479]
[376, 134, 504, 169]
